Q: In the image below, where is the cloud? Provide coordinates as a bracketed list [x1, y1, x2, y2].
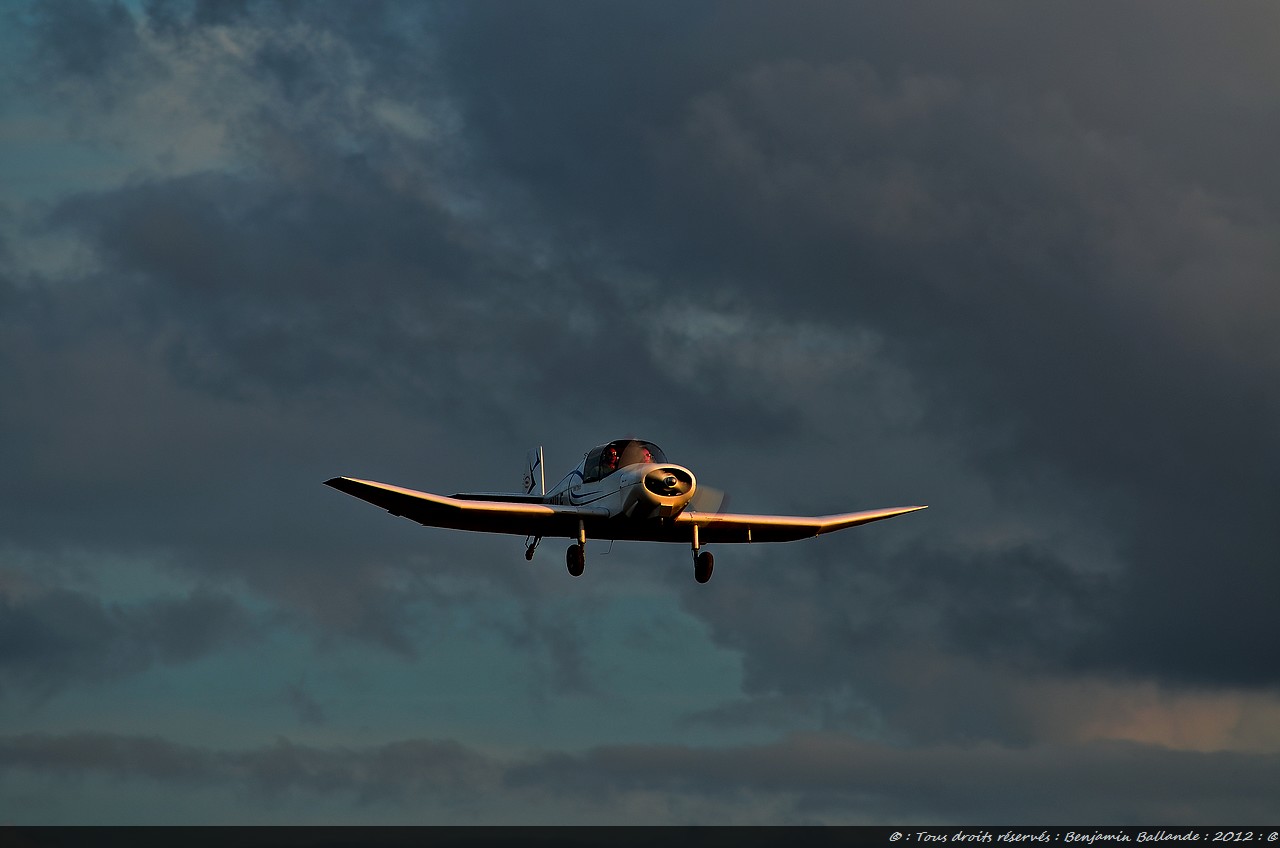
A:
[24, 0, 139, 80]
[3, 1, 1280, 824]
[282, 678, 326, 725]
[0, 731, 499, 806]
[0, 581, 255, 698]
[428, 6, 1280, 691]
[518, 731, 1280, 823]
[4, 729, 1278, 823]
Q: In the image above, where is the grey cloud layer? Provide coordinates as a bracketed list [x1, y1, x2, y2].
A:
[3, 730, 1277, 823]
[433, 4, 1280, 689]
[0, 584, 254, 697]
[7, 0, 1275, 689]
[0, 732, 497, 806]
[3, 0, 1279, 821]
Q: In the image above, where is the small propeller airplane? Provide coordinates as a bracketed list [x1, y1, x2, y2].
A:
[325, 438, 926, 583]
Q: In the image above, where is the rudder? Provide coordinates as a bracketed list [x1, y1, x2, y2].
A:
[522, 446, 545, 496]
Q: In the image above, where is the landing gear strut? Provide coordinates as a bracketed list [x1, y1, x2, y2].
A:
[565, 520, 586, 577]
[691, 523, 713, 583]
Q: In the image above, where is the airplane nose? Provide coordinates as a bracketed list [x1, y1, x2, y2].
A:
[643, 466, 693, 498]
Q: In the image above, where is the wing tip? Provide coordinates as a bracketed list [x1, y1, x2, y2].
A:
[324, 476, 368, 494]
[823, 503, 928, 531]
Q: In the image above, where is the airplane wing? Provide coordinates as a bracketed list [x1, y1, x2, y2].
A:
[672, 504, 927, 544]
[327, 476, 925, 545]
[324, 477, 606, 538]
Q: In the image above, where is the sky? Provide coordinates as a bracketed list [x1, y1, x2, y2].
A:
[1, 0, 1279, 825]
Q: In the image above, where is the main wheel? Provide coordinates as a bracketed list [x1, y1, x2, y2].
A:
[566, 544, 585, 577]
[694, 550, 714, 584]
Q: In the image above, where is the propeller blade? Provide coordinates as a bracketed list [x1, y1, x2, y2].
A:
[689, 485, 728, 515]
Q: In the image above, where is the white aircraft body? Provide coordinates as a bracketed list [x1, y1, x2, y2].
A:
[325, 438, 926, 583]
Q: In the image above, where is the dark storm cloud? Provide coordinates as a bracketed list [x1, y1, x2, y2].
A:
[0, 584, 254, 697]
[283, 678, 326, 725]
[6, 0, 1280, 783]
[0, 732, 498, 804]
[5, 729, 1274, 823]
[9, 0, 729, 428]
[3, 0, 791, 585]
[488, 600, 594, 696]
[24, 0, 139, 79]
[508, 732, 1280, 823]
[44, 171, 476, 397]
[678, 539, 1119, 735]
[428, 2, 1280, 691]
[3, 0, 617, 667]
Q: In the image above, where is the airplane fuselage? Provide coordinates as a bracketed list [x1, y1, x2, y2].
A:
[546, 461, 696, 520]
[538, 438, 694, 521]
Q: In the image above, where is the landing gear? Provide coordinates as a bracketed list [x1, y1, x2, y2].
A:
[524, 535, 541, 561]
[565, 520, 588, 578]
[694, 550, 714, 584]
[691, 523, 713, 583]
[566, 543, 585, 577]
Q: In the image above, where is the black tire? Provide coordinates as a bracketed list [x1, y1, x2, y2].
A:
[694, 550, 714, 583]
[566, 544, 585, 577]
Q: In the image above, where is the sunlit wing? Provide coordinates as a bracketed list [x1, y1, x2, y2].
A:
[672, 505, 928, 544]
[326, 476, 925, 545]
[324, 477, 606, 538]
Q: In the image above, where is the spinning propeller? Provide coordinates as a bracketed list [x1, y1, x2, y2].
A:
[687, 481, 728, 516]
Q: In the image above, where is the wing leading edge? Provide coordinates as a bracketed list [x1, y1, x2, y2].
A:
[323, 477, 606, 538]
[673, 505, 928, 544]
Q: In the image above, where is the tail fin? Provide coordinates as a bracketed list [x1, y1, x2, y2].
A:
[522, 446, 545, 496]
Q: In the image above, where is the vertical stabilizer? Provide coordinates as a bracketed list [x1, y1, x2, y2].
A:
[523, 447, 545, 496]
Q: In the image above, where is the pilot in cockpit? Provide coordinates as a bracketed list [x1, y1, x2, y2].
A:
[603, 445, 621, 473]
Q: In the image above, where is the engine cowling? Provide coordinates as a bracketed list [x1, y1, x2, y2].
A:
[621, 464, 696, 518]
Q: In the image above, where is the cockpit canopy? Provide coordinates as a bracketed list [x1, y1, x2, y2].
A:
[583, 439, 668, 483]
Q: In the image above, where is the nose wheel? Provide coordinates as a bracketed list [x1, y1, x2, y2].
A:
[566, 543, 585, 577]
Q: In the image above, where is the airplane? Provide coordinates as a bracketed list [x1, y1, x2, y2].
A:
[324, 438, 926, 583]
